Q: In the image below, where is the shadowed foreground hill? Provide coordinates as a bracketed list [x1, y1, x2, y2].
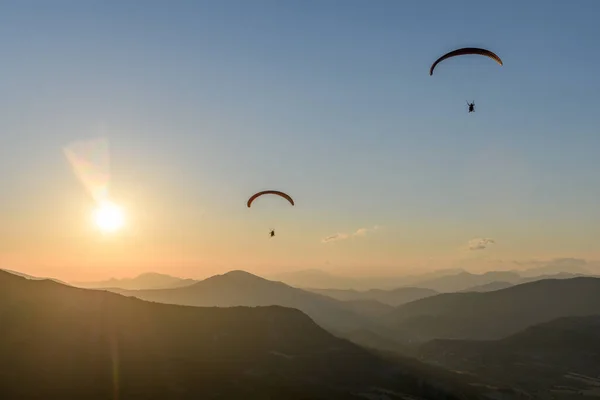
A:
[111, 270, 387, 333]
[386, 277, 600, 343]
[0, 271, 493, 400]
[1, 268, 68, 285]
[418, 316, 600, 397]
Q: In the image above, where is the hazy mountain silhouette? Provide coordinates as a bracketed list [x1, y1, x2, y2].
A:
[111, 270, 386, 333]
[517, 271, 592, 284]
[310, 287, 439, 306]
[386, 277, 600, 343]
[341, 299, 395, 319]
[412, 271, 522, 293]
[518, 257, 592, 277]
[268, 269, 362, 290]
[0, 270, 497, 399]
[72, 272, 197, 290]
[270, 268, 465, 290]
[459, 281, 514, 292]
[418, 316, 600, 396]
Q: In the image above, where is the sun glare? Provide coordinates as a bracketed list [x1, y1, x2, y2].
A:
[93, 201, 125, 233]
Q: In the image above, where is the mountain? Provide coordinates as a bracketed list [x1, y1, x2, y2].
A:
[418, 316, 600, 397]
[310, 287, 439, 306]
[110, 270, 386, 334]
[269, 268, 465, 291]
[412, 271, 522, 293]
[268, 269, 362, 290]
[517, 272, 591, 284]
[341, 299, 395, 319]
[1, 268, 68, 285]
[0, 269, 499, 399]
[459, 281, 514, 293]
[386, 277, 600, 343]
[72, 272, 197, 290]
[518, 257, 592, 278]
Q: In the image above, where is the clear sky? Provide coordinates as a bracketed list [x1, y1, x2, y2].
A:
[1, 0, 600, 281]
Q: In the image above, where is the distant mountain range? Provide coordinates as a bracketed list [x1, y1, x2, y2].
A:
[105, 270, 600, 359]
[308, 272, 590, 304]
[71, 272, 197, 290]
[108, 270, 391, 335]
[412, 271, 522, 292]
[6, 267, 599, 398]
[458, 281, 514, 293]
[309, 287, 439, 306]
[69, 264, 597, 294]
[385, 277, 600, 343]
[0, 270, 503, 399]
[268, 268, 466, 290]
[268, 260, 598, 291]
[418, 316, 600, 396]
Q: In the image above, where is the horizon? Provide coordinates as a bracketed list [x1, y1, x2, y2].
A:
[1, 1, 600, 281]
[4, 257, 598, 285]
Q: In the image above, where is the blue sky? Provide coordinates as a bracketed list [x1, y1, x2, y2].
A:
[0, 1, 599, 280]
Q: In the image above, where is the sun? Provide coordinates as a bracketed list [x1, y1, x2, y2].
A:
[92, 201, 125, 233]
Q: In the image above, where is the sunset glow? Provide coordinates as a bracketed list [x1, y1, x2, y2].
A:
[92, 201, 125, 233]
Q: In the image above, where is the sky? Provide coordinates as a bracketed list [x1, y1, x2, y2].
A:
[1, 0, 600, 281]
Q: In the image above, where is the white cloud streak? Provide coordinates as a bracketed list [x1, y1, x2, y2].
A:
[468, 237, 496, 251]
[321, 226, 380, 244]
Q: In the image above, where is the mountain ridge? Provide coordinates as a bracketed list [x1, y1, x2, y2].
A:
[0, 269, 495, 399]
[386, 277, 600, 343]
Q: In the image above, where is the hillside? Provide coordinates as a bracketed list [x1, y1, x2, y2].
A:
[517, 272, 591, 284]
[418, 316, 600, 397]
[111, 270, 387, 334]
[412, 271, 522, 293]
[341, 299, 395, 319]
[0, 270, 496, 399]
[459, 281, 514, 293]
[386, 277, 600, 343]
[72, 272, 197, 290]
[2, 268, 69, 285]
[269, 269, 363, 290]
[518, 258, 592, 277]
[269, 268, 465, 290]
[310, 287, 438, 306]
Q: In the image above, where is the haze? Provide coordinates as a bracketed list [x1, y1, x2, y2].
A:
[1, 1, 599, 284]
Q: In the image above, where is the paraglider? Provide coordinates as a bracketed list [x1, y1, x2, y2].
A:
[247, 190, 294, 238]
[467, 101, 475, 113]
[247, 190, 294, 208]
[430, 47, 502, 112]
[429, 47, 503, 76]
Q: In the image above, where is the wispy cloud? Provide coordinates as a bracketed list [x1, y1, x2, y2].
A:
[468, 238, 495, 251]
[321, 226, 380, 243]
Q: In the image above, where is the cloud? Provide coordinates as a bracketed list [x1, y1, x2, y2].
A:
[321, 233, 350, 243]
[468, 238, 495, 251]
[321, 226, 380, 244]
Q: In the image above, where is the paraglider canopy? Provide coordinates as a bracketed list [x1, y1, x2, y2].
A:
[247, 190, 294, 208]
[429, 47, 503, 76]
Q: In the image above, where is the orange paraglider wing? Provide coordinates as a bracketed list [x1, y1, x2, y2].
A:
[430, 47, 503, 76]
[247, 190, 295, 208]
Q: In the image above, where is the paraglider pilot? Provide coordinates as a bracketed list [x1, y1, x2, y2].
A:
[467, 101, 475, 113]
